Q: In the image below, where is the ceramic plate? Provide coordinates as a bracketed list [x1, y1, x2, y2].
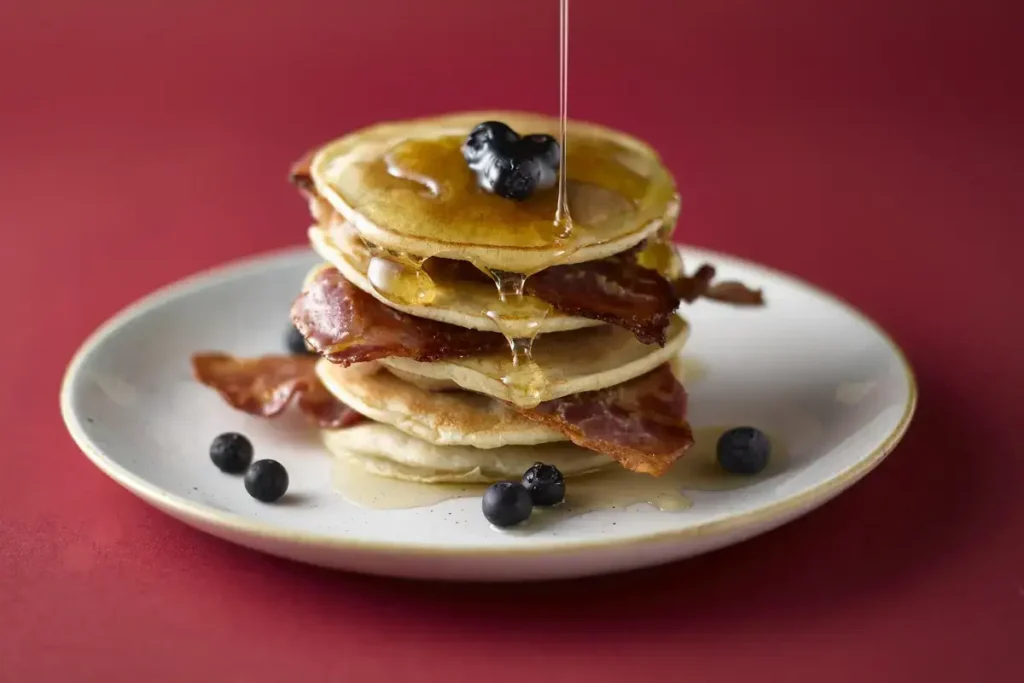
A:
[61, 246, 916, 581]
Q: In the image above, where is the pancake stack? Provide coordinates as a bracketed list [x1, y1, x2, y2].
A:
[193, 111, 762, 484]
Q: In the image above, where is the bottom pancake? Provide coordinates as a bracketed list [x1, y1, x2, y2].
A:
[322, 423, 615, 484]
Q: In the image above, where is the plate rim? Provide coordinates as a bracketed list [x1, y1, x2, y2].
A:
[60, 244, 918, 557]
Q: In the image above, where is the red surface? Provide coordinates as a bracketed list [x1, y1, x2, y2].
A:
[2, 0, 1022, 680]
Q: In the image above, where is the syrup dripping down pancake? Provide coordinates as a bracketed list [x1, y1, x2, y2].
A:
[311, 222, 762, 344]
[292, 266, 690, 407]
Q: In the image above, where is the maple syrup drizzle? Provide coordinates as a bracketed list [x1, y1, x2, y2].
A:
[464, 0, 570, 407]
[481, 269, 550, 407]
[554, 0, 572, 239]
[365, 249, 438, 306]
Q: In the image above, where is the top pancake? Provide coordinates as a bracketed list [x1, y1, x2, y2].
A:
[308, 111, 680, 273]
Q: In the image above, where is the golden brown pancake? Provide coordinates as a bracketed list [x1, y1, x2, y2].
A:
[307, 111, 680, 273]
[316, 360, 565, 448]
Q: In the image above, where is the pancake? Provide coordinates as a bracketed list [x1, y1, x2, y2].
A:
[380, 315, 690, 407]
[316, 359, 566, 448]
[385, 367, 460, 391]
[307, 111, 680, 273]
[322, 422, 614, 484]
[309, 223, 601, 337]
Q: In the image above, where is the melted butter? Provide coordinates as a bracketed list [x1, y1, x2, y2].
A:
[332, 427, 788, 515]
[366, 251, 437, 306]
[327, 219, 440, 307]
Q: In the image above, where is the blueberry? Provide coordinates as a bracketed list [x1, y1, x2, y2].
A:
[462, 122, 560, 200]
[520, 134, 560, 190]
[522, 462, 565, 506]
[482, 481, 532, 527]
[285, 323, 312, 355]
[716, 427, 771, 475]
[244, 460, 289, 502]
[521, 134, 560, 166]
[482, 154, 543, 201]
[209, 432, 253, 473]
[462, 121, 519, 163]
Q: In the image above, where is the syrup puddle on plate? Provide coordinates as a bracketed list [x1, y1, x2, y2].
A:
[332, 427, 788, 523]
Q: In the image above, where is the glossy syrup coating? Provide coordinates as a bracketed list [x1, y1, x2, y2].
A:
[310, 112, 678, 268]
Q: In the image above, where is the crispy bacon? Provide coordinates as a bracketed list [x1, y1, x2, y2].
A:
[526, 250, 678, 345]
[291, 267, 508, 366]
[425, 248, 761, 346]
[516, 364, 693, 476]
[288, 150, 316, 193]
[422, 253, 676, 345]
[672, 263, 764, 306]
[191, 353, 363, 428]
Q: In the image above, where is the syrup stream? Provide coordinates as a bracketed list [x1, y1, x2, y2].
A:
[554, 0, 572, 237]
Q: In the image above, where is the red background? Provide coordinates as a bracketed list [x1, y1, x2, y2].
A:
[2, 0, 1022, 680]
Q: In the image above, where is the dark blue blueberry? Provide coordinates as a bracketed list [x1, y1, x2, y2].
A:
[522, 462, 565, 506]
[479, 154, 543, 201]
[462, 122, 561, 200]
[482, 481, 532, 527]
[285, 323, 312, 355]
[209, 432, 253, 473]
[520, 132, 561, 171]
[462, 121, 519, 163]
[244, 460, 289, 502]
[716, 427, 771, 475]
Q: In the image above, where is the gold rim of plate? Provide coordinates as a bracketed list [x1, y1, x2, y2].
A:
[59, 245, 918, 557]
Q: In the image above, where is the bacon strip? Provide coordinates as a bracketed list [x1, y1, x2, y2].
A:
[291, 267, 508, 366]
[191, 353, 363, 429]
[288, 150, 316, 193]
[425, 247, 761, 346]
[525, 250, 678, 345]
[672, 263, 764, 306]
[516, 363, 693, 476]
[422, 253, 676, 345]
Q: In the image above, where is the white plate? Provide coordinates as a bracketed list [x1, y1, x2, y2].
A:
[61, 246, 916, 581]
